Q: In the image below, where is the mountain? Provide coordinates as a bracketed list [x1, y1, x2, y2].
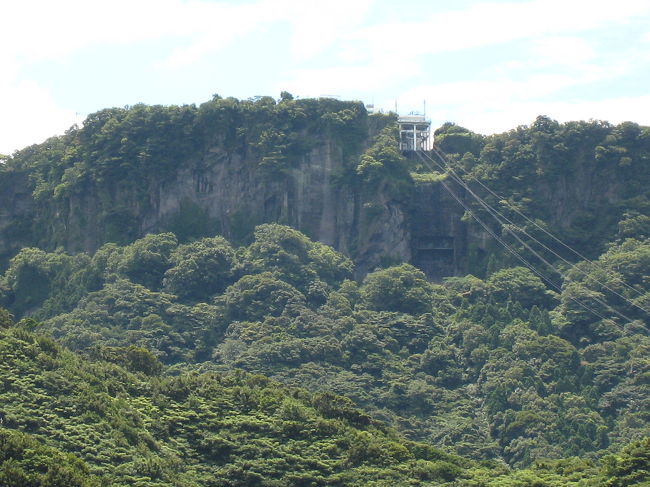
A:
[0, 95, 649, 485]
[3, 96, 648, 281]
[0, 325, 470, 486]
[0, 96, 414, 278]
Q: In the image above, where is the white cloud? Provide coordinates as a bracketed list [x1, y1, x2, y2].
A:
[414, 87, 650, 135]
[285, 0, 650, 111]
[159, 0, 375, 68]
[284, 0, 373, 60]
[157, 0, 288, 69]
[2, 0, 172, 61]
[386, 53, 623, 114]
[0, 0, 291, 153]
[396, 50, 650, 134]
[349, 0, 649, 61]
[0, 78, 82, 155]
[431, 75, 581, 104]
[279, 54, 420, 96]
[6, 0, 641, 69]
[1, 0, 649, 153]
[530, 37, 596, 66]
[545, 96, 650, 125]
[0, 0, 291, 67]
[454, 95, 650, 135]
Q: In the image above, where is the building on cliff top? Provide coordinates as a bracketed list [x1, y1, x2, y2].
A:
[398, 115, 431, 151]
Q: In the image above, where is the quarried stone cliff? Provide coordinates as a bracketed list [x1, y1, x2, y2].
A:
[0, 99, 443, 277]
[4, 102, 645, 280]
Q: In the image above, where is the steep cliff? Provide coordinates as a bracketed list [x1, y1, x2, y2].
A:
[2, 100, 648, 280]
[0, 171, 33, 264]
[0, 97, 425, 276]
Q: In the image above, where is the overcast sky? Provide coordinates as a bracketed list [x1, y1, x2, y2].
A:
[2, 0, 649, 154]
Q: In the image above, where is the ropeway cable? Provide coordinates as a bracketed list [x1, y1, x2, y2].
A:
[430, 144, 649, 302]
[414, 153, 560, 283]
[418, 149, 642, 324]
[414, 150, 640, 325]
[413, 150, 618, 324]
[423, 145, 650, 313]
[422, 147, 650, 319]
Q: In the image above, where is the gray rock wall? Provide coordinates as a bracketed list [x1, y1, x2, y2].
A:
[0, 130, 431, 277]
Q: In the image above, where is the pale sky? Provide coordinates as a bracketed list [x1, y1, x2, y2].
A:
[1, 0, 649, 154]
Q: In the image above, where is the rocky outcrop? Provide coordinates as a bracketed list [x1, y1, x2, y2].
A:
[409, 180, 468, 281]
[0, 171, 34, 265]
[0, 124, 437, 278]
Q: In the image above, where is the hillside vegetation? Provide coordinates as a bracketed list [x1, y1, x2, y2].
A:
[0, 96, 649, 485]
[0, 322, 649, 486]
[433, 117, 650, 263]
[1, 222, 648, 469]
[0, 96, 386, 268]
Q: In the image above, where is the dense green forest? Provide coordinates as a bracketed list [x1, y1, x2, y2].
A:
[1, 223, 648, 465]
[1, 324, 648, 486]
[432, 117, 650, 262]
[0, 96, 649, 485]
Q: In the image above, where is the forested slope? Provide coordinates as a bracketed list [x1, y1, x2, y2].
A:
[1, 97, 649, 485]
[0, 96, 406, 277]
[1, 223, 648, 469]
[432, 117, 650, 263]
[0, 325, 471, 486]
[0, 324, 648, 486]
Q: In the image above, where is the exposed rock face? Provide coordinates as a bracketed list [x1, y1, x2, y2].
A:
[0, 128, 442, 277]
[143, 135, 413, 277]
[3, 109, 645, 282]
[0, 136, 629, 282]
[409, 180, 468, 281]
[0, 172, 34, 264]
[2, 137, 627, 282]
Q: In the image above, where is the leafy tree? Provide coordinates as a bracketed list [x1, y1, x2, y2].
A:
[244, 223, 353, 291]
[116, 232, 178, 290]
[602, 437, 650, 486]
[1, 248, 92, 318]
[360, 263, 433, 314]
[2, 248, 60, 314]
[487, 266, 554, 309]
[0, 307, 13, 328]
[0, 430, 100, 487]
[356, 125, 412, 195]
[433, 122, 485, 157]
[218, 272, 305, 322]
[163, 236, 236, 301]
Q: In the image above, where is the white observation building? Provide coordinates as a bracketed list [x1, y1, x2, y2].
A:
[398, 115, 431, 151]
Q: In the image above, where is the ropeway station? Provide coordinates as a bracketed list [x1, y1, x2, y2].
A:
[395, 112, 458, 280]
[398, 115, 431, 151]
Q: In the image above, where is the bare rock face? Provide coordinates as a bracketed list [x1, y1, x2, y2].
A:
[409, 180, 468, 281]
[2, 132, 626, 281]
[0, 172, 34, 264]
[0, 126, 423, 277]
[142, 135, 416, 277]
[2, 107, 646, 281]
